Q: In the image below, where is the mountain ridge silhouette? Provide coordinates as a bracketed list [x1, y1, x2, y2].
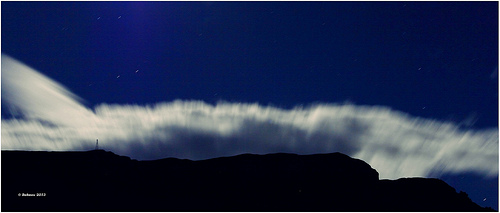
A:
[2, 150, 494, 211]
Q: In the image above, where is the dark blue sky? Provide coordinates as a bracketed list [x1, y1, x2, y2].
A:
[2, 1, 498, 128]
[2, 1, 498, 209]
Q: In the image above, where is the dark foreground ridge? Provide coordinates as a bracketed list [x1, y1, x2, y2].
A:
[2, 150, 494, 211]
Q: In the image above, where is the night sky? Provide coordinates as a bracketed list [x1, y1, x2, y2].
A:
[1, 1, 498, 209]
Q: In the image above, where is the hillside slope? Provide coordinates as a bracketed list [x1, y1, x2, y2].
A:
[1, 150, 492, 211]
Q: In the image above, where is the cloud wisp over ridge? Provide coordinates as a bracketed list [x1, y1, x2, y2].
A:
[1, 54, 498, 179]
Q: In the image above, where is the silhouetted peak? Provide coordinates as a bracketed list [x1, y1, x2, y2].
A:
[197, 152, 380, 182]
[2, 150, 492, 211]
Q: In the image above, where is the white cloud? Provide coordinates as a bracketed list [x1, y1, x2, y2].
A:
[1, 54, 96, 126]
[1, 54, 498, 179]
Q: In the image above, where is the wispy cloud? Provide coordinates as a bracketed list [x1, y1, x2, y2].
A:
[2, 54, 498, 179]
[1, 54, 96, 126]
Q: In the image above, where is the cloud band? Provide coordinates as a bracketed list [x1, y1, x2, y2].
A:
[2, 54, 498, 179]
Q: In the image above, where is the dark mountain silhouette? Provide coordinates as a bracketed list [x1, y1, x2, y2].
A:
[2, 150, 494, 211]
